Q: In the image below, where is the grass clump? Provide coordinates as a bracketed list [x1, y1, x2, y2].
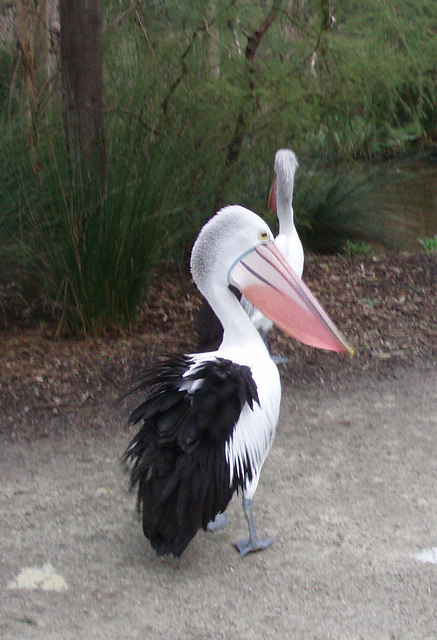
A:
[418, 234, 437, 254]
[294, 167, 378, 254]
[4, 97, 191, 336]
[343, 240, 374, 256]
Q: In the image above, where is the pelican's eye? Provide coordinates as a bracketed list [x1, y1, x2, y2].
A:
[257, 229, 270, 242]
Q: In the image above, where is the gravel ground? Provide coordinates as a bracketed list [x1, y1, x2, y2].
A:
[1, 360, 437, 640]
[1, 252, 436, 639]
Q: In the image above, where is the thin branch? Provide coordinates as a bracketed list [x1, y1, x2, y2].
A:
[311, 0, 335, 76]
[246, 0, 281, 62]
[160, 18, 215, 116]
[130, 0, 150, 44]
[103, 4, 136, 34]
[161, 32, 199, 116]
[215, 0, 283, 206]
[160, 0, 240, 116]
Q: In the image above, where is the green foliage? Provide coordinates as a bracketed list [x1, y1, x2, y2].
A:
[293, 166, 379, 254]
[102, 0, 436, 166]
[418, 234, 437, 253]
[1, 0, 436, 334]
[343, 240, 374, 256]
[0, 117, 33, 280]
[48, 126, 197, 333]
[0, 48, 15, 107]
[2, 96, 197, 335]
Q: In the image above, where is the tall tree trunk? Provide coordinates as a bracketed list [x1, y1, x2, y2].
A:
[16, 0, 57, 172]
[60, 0, 106, 190]
[17, 0, 39, 172]
[34, 0, 49, 89]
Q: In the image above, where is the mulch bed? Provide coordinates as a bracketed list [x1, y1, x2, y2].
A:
[1, 253, 436, 426]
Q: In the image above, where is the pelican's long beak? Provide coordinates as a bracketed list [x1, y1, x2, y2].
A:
[229, 241, 354, 355]
[268, 175, 277, 212]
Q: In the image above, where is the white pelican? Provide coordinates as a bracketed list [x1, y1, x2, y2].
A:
[268, 148, 303, 277]
[122, 205, 352, 558]
[242, 148, 303, 351]
[196, 148, 303, 353]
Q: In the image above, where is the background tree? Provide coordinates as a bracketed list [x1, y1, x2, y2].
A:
[60, 0, 106, 189]
[215, 0, 283, 207]
[16, 0, 52, 171]
[0, 0, 435, 335]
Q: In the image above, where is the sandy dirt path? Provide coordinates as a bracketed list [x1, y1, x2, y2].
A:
[1, 362, 437, 640]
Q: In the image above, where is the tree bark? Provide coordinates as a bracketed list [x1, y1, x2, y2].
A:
[60, 0, 106, 189]
[34, 0, 49, 90]
[17, 0, 39, 172]
[320, 0, 332, 32]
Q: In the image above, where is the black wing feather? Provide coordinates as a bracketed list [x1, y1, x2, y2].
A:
[121, 354, 259, 557]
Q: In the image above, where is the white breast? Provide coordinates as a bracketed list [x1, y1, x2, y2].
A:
[222, 347, 281, 498]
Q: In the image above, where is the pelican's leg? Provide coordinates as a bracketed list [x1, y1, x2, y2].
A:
[260, 329, 271, 351]
[233, 497, 274, 557]
[207, 512, 230, 531]
[271, 354, 288, 365]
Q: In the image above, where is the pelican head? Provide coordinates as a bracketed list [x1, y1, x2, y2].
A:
[191, 206, 353, 355]
[268, 149, 298, 215]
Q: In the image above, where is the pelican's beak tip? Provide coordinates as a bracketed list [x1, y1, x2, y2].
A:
[345, 344, 355, 358]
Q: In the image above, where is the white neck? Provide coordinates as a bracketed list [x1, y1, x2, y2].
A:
[210, 284, 268, 353]
[276, 175, 295, 237]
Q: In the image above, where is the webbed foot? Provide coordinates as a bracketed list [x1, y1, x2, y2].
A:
[233, 536, 274, 557]
[233, 497, 273, 557]
[207, 512, 230, 531]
